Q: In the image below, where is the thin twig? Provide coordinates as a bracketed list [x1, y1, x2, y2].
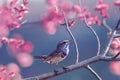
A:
[102, 30, 117, 56]
[63, 11, 79, 64]
[85, 65, 102, 80]
[115, 18, 120, 30]
[112, 52, 120, 59]
[78, 0, 101, 79]
[78, 0, 101, 56]
[114, 33, 120, 38]
[102, 18, 112, 32]
[102, 18, 120, 56]
[88, 27, 100, 56]
[79, 0, 101, 56]
[23, 55, 120, 80]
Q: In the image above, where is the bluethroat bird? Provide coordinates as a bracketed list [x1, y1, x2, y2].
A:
[34, 40, 71, 65]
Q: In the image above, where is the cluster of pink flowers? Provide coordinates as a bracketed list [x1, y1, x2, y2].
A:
[0, 0, 30, 79]
[73, 5, 101, 26]
[41, 0, 73, 34]
[41, 0, 103, 34]
[110, 38, 120, 55]
[110, 61, 120, 76]
[0, 0, 28, 39]
[1, 34, 34, 67]
[94, 0, 109, 18]
[114, 0, 120, 7]
[109, 37, 120, 75]
[0, 63, 22, 80]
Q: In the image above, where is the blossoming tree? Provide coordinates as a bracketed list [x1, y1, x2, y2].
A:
[0, 0, 120, 80]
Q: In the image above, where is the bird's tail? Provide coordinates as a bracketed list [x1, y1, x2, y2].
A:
[34, 55, 47, 60]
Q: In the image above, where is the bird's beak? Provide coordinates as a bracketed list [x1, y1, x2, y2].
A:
[66, 40, 71, 44]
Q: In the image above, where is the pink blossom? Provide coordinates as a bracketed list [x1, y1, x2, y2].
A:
[72, 5, 101, 26]
[16, 12, 24, 20]
[43, 21, 56, 35]
[0, 25, 9, 39]
[68, 20, 76, 27]
[20, 41, 34, 53]
[109, 48, 119, 56]
[23, 0, 29, 5]
[1, 34, 34, 58]
[7, 63, 20, 75]
[110, 62, 120, 76]
[59, 1, 72, 14]
[114, 0, 120, 6]
[10, 0, 18, 7]
[0, 35, 34, 67]
[16, 53, 33, 67]
[46, 0, 59, 6]
[96, 20, 101, 26]
[12, 73, 22, 80]
[94, 0, 109, 18]
[0, 63, 22, 80]
[109, 37, 120, 55]
[111, 38, 120, 49]
[72, 5, 81, 14]
[41, 0, 75, 34]
[0, 0, 29, 31]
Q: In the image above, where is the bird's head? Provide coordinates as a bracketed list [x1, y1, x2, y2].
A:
[57, 40, 71, 49]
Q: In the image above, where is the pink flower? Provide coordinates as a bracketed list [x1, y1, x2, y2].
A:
[1, 34, 34, 58]
[10, 0, 18, 7]
[0, 63, 22, 80]
[46, 0, 59, 6]
[68, 20, 76, 27]
[41, 0, 75, 34]
[0, 0, 29, 31]
[110, 62, 120, 76]
[43, 21, 57, 35]
[109, 37, 120, 55]
[94, 0, 109, 18]
[16, 53, 33, 67]
[0, 34, 34, 67]
[20, 41, 34, 53]
[114, 0, 120, 6]
[72, 5, 81, 14]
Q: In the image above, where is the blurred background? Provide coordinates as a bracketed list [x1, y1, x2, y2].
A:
[0, 0, 120, 80]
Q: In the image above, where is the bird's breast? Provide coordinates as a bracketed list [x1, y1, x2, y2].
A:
[63, 45, 69, 56]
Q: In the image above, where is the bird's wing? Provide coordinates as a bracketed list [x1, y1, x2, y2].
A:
[45, 49, 62, 61]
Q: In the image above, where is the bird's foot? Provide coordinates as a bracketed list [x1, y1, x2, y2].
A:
[54, 69, 59, 75]
[62, 67, 69, 71]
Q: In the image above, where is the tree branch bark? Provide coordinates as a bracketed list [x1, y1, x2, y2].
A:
[23, 55, 120, 80]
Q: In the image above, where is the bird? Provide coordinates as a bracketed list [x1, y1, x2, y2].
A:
[34, 40, 71, 65]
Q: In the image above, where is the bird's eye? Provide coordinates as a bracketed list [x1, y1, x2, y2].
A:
[63, 42, 66, 44]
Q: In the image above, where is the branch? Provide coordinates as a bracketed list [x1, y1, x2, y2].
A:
[23, 55, 120, 80]
[84, 19, 101, 56]
[102, 18, 112, 32]
[114, 33, 120, 38]
[78, 0, 101, 78]
[115, 18, 120, 30]
[102, 30, 117, 56]
[78, 0, 101, 56]
[102, 18, 120, 56]
[85, 65, 102, 80]
[63, 11, 80, 64]
[112, 52, 120, 59]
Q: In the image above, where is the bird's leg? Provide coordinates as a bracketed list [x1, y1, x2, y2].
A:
[52, 63, 59, 74]
[55, 63, 68, 71]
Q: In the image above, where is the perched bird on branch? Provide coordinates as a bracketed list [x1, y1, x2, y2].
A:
[34, 40, 71, 65]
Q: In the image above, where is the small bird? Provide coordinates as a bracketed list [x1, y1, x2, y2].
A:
[34, 40, 71, 65]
